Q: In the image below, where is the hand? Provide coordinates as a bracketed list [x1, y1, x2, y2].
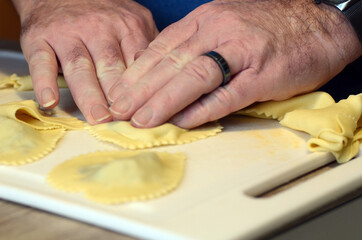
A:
[108, 0, 361, 129]
[12, 0, 158, 124]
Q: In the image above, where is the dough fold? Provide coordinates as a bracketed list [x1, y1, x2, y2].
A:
[0, 100, 85, 130]
[0, 100, 85, 165]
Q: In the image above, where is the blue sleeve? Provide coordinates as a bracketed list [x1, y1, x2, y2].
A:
[135, 0, 212, 30]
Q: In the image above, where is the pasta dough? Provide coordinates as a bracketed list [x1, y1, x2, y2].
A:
[235, 92, 362, 163]
[0, 100, 85, 130]
[87, 121, 222, 149]
[0, 100, 85, 165]
[47, 151, 186, 204]
[280, 94, 362, 163]
[0, 116, 65, 165]
[236, 91, 335, 120]
[0, 74, 67, 91]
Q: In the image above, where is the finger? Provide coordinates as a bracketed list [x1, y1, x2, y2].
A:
[119, 32, 153, 67]
[22, 39, 60, 108]
[107, 20, 198, 102]
[129, 41, 248, 128]
[86, 37, 126, 101]
[109, 28, 220, 120]
[170, 69, 263, 128]
[54, 40, 112, 124]
[134, 50, 145, 61]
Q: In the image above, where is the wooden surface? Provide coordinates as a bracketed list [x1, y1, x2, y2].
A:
[0, 0, 21, 41]
[0, 199, 136, 240]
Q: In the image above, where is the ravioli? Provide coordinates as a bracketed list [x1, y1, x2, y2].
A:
[0, 116, 65, 165]
[235, 92, 362, 163]
[0, 100, 85, 165]
[0, 74, 67, 91]
[47, 151, 186, 204]
[87, 121, 222, 149]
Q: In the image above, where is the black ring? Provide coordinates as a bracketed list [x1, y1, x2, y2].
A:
[203, 51, 231, 86]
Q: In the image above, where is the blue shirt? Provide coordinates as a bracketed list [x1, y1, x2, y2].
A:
[135, 0, 212, 30]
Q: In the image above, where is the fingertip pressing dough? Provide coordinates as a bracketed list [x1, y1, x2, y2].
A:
[0, 74, 67, 91]
[280, 94, 362, 163]
[235, 91, 335, 120]
[87, 121, 223, 149]
[47, 151, 186, 204]
[0, 100, 85, 165]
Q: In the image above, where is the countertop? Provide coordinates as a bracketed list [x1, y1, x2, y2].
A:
[1, 192, 361, 240]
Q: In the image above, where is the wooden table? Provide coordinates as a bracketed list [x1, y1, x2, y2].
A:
[0, 199, 135, 240]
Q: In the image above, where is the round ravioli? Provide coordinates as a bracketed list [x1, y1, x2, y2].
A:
[0, 116, 65, 165]
[87, 121, 222, 149]
[47, 151, 186, 204]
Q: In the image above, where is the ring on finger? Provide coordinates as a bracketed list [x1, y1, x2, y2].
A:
[203, 51, 231, 86]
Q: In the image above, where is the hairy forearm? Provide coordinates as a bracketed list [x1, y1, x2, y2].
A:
[313, 1, 362, 61]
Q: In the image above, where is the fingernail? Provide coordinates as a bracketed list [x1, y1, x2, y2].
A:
[110, 96, 133, 116]
[108, 82, 126, 103]
[41, 87, 56, 108]
[132, 107, 153, 127]
[91, 104, 112, 123]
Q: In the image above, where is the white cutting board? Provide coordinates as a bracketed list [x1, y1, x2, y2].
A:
[0, 50, 362, 240]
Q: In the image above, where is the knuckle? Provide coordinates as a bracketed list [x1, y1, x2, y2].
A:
[195, 99, 212, 122]
[121, 12, 149, 32]
[63, 52, 93, 75]
[75, 89, 99, 107]
[160, 90, 177, 107]
[136, 81, 153, 98]
[183, 61, 213, 88]
[96, 61, 125, 80]
[217, 10, 240, 23]
[28, 50, 54, 68]
[62, 46, 92, 74]
[141, 8, 153, 22]
[97, 43, 123, 65]
[148, 40, 171, 57]
[164, 51, 191, 70]
[213, 88, 235, 113]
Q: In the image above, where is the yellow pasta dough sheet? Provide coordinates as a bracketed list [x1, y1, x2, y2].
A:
[281, 94, 362, 163]
[0, 73, 67, 91]
[87, 121, 223, 149]
[47, 151, 186, 204]
[235, 92, 362, 163]
[0, 100, 85, 165]
[0, 115, 65, 165]
[236, 91, 335, 120]
[0, 99, 85, 130]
